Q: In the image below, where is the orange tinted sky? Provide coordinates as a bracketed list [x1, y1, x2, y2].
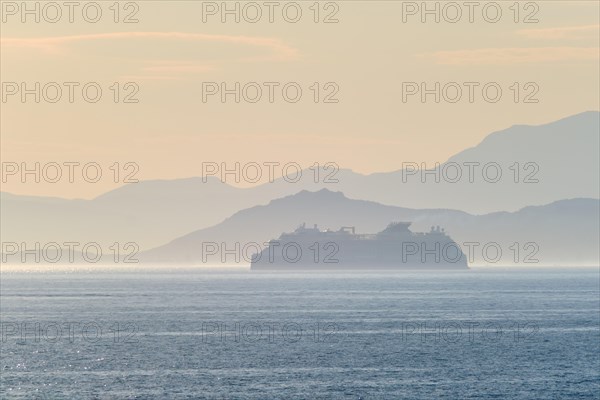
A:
[1, 1, 599, 198]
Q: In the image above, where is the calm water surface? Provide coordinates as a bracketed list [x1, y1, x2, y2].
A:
[1, 267, 599, 399]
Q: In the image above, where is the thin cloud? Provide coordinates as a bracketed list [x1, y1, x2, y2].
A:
[419, 47, 599, 65]
[0, 31, 299, 61]
[142, 64, 215, 74]
[517, 25, 600, 40]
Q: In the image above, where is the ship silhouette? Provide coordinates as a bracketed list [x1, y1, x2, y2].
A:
[251, 222, 468, 270]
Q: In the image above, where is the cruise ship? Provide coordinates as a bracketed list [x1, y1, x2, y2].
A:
[250, 222, 468, 270]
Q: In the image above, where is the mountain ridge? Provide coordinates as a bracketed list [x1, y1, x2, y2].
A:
[2, 111, 598, 250]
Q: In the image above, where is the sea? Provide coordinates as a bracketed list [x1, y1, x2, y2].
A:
[1, 266, 599, 399]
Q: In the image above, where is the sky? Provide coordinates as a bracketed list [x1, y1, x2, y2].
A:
[1, 0, 599, 198]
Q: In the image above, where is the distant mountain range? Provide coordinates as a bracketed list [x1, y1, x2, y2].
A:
[5, 189, 597, 266]
[140, 189, 599, 266]
[1, 111, 599, 260]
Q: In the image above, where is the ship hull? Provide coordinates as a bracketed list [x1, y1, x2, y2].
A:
[250, 237, 469, 271]
[251, 264, 468, 271]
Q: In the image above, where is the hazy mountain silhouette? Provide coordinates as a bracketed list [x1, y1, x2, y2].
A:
[1, 178, 251, 250]
[315, 111, 599, 213]
[140, 189, 599, 266]
[2, 111, 598, 250]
